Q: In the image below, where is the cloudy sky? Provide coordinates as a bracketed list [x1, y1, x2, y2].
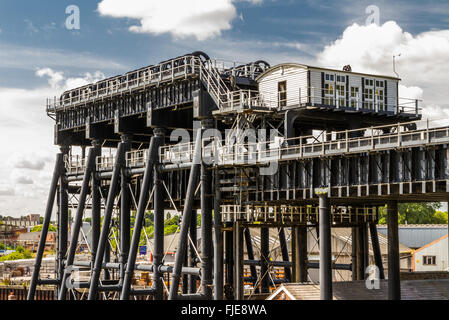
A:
[0, 0, 448, 217]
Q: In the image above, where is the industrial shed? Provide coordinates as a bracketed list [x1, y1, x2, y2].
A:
[413, 234, 449, 272]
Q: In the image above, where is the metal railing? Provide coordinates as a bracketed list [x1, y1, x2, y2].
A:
[221, 205, 377, 224]
[64, 155, 86, 175]
[126, 149, 149, 168]
[258, 87, 422, 116]
[160, 118, 449, 166]
[46, 55, 202, 113]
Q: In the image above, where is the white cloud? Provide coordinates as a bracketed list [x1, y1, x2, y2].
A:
[97, 0, 261, 41]
[0, 69, 105, 216]
[36, 68, 105, 90]
[317, 21, 449, 119]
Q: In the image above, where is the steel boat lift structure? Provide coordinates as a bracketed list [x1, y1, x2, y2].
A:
[27, 51, 449, 300]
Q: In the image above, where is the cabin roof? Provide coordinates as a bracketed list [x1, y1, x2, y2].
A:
[256, 62, 401, 82]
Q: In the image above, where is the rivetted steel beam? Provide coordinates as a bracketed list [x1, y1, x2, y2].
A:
[88, 139, 127, 300]
[58, 145, 97, 300]
[369, 222, 385, 280]
[120, 130, 163, 300]
[153, 129, 166, 300]
[317, 188, 332, 300]
[28, 153, 63, 300]
[168, 129, 203, 300]
[213, 171, 224, 300]
[387, 200, 401, 300]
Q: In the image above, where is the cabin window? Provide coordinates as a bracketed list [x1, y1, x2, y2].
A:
[363, 78, 374, 110]
[350, 87, 360, 108]
[336, 84, 346, 107]
[423, 256, 436, 265]
[324, 74, 335, 106]
[278, 81, 287, 108]
[376, 88, 385, 111]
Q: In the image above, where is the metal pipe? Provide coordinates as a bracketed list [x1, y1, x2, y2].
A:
[213, 171, 223, 300]
[88, 141, 126, 300]
[58, 147, 96, 300]
[120, 134, 160, 300]
[28, 153, 63, 300]
[387, 200, 401, 300]
[369, 222, 385, 279]
[168, 130, 202, 300]
[318, 190, 332, 300]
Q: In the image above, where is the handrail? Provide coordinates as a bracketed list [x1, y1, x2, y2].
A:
[160, 119, 449, 165]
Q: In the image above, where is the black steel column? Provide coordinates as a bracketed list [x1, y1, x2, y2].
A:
[244, 228, 259, 292]
[168, 130, 202, 300]
[200, 159, 213, 299]
[120, 135, 132, 283]
[260, 227, 270, 294]
[91, 140, 102, 270]
[58, 147, 97, 300]
[234, 222, 244, 300]
[153, 129, 166, 300]
[224, 223, 234, 299]
[28, 153, 63, 300]
[57, 146, 69, 295]
[278, 227, 292, 282]
[188, 208, 198, 294]
[121, 133, 162, 300]
[88, 141, 126, 300]
[318, 189, 332, 300]
[213, 171, 223, 300]
[387, 200, 401, 300]
[369, 222, 385, 279]
[296, 225, 308, 283]
[356, 224, 365, 280]
[351, 227, 357, 281]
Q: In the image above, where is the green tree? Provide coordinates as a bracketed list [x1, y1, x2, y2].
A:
[378, 202, 447, 224]
[31, 224, 57, 232]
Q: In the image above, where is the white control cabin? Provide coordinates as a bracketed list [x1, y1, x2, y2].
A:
[256, 63, 401, 114]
